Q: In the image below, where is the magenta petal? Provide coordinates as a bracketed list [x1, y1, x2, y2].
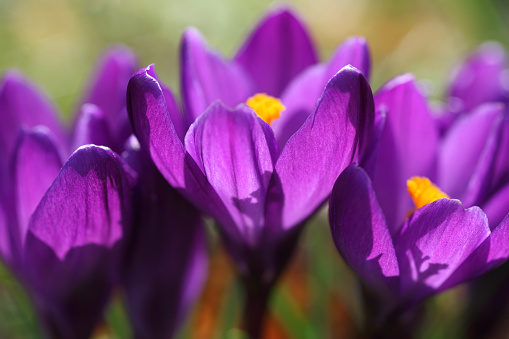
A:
[72, 104, 113, 151]
[442, 215, 509, 291]
[395, 199, 490, 304]
[272, 65, 325, 149]
[180, 28, 254, 122]
[21, 145, 133, 339]
[127, 65, 188, 189]
[254, 37, 370, 152]
[324, 36, 371, 81]
[79, 46, 138, 146]
[438, 103, 504, 200]
[234, 7, 317, 97]
[482, 183, 509, 228]
[268, 66, 374, 230]
[373, 74, 439, 233]
[13, 128, 63, 248]
[123, 149, 207, 338]
[0, 70, 67, 161]
[330, 164, 399, 297]
[447, 42, 508, 113]
[185, 102, 278, 245]
[27, 145, 132, 260]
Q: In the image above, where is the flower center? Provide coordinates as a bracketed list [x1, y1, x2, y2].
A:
[246, 93, 285, 125]
[407, 176, 449, 210]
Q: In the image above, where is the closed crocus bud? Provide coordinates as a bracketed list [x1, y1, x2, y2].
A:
[11, 141, 134, 339]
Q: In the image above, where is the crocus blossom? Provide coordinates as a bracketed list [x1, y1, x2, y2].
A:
[436, 41, 509, 134]
[127, 62, 374, 335]
[0, 47, 138, 337]
[4, 139, 134, 339]
[372, 74, 508, 235]
[330, 163, 509, 328]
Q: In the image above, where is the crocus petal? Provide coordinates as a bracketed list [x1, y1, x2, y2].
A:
[438, 103, 503, 200]
[447, 42, 508, 113]
[0, 70, 66, 162]
[330, 164, 399, 297]
[267, 65, 374, 230]
[180, 28, 254, 122]
[72, 104, 113, 151]
[127, 65, 188, 189]
[79, 46, 138, 147]
[123, 148, 207, 339]
[324, 36, 371, 81]
[185, 102, 278, 245]
[396, 199, 490, 304]
[373, 74, 439, 234]
[146, 65, 188, 143]
[441, 215, 509, 291]
[22, 145, 133, 339]
[482, 183, 509, 228]
[272, 64, 325, 149]
[234, 7, 317, 97]
[13, 127, 62, 249]
[27, 145, 132, 260]
[273, 37, 371, 149]
[490, 117, 509, 193]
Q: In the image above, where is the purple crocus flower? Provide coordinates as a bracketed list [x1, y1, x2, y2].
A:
[330, 163, 509, 337]
[371, 74, 508, 235]
[127, 60, 374, 336]
[4, 137, 134, 339]
[0, 47, 139, 337]
[436, 42, 509, 135]
[122, 137, 208, 339]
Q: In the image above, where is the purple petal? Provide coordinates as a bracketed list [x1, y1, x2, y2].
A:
[267, 66, 374, 230]
[273, 37, 371, 149]
[438, 103, 503, 200]
[0, 70, 67, 161]
[447, 42, 508, 113]
[271, 64, 325, 149]
[13, 128, 63, 249]
[27, 145, 132, 260]
[482, 183, 509, 228]
[180, 28, 254, 122]
[329, 164, 399, 297]
[396, 199, 490, 304]
[373, 74, 439, 234]
[22, 145, 133, 339]
[234, 7, 317, 97]
[127, 65, 188, 189]
[441, 215, 509, 291]
[185, 102, 278, 245]
[146, 66, 188, 143]
[79, 46, 138, 146]
[489, 116, 509, 195]
[324, 36, 371, 81]
[123, 149, 207, 338]
[71, 104, 113, 151]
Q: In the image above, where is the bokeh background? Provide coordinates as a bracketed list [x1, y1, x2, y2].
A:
[1, 0, 508, 338]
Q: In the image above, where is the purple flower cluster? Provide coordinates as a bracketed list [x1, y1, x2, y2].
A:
[1, 5, 509, 339]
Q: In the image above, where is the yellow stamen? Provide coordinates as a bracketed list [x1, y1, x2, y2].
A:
[407, 176, 449, 210]
[246, 93, 285, 125]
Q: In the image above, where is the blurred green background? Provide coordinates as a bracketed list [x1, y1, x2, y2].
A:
[0, 0, 508, 338]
